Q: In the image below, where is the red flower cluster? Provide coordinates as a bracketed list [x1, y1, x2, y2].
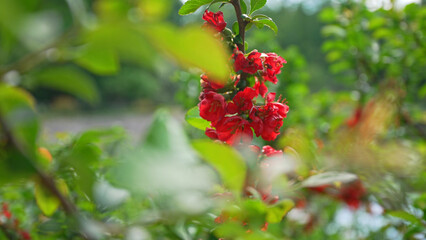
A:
[202, 10, 226, 32]
[199, 86, 289, 145]
[308, 180, 366, 210]
[1, 203, 31, 240]
[198, 10, 289, 146]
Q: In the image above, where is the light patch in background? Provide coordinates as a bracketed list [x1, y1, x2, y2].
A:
[18, 11, 63, 51]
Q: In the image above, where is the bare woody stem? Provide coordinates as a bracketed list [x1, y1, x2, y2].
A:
[0, 116, 90, 240]
[230, 0, 250, 86]
[230, 0, 246, 53]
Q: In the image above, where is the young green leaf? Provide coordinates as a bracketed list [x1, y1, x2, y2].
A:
[266, 199, 294, 223]
[74, 43, 119, 75]
[388, 211, 421, 225]
[240, 0, 248, 14]
[192, 140, 246, 195]
[185, 106, 211, 130]
[232, 21, 239, 35]
[250, 0, 267, 15]
[179, 0, 215, 15]
[253, 18, 278, 34]
[0, 86, 39, 161]
[35, 179, 69, 217]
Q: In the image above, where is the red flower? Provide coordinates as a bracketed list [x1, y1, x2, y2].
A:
[20, 231, 31, 240]
[227, 87, 257, 114]
[201, 74, 225, 90]
[214, 116, 253, 145]
[250, 93, 289, 141]
[199, 92, 226, 123]
[254, 80, 268, 98]
[308, 180, 366, 210]
[205, 127, 219, 140]
[234, 50, 263, 74]
[262, 53, 286, 84]
[261, 145, 283, 157]
[202, 10, 227, 32]
[346, 107, 363, 128]
[2, 203, 11, 219]
[337, 180, 366, 210]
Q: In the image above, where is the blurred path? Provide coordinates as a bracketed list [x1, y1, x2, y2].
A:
[41, 112, 154, 142]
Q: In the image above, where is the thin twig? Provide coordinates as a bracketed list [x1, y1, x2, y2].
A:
[0, 115, 89, 239]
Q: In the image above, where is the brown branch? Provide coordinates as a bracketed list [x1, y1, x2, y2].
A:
[230, 0, 250, 87]
[230, 0, 246, 53]
[0, 115, 90, 239]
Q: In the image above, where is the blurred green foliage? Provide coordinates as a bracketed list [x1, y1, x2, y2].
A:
[0, 0, 425, 239]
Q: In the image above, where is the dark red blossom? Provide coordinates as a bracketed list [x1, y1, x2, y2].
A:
[261, 145, 283, 157]
[202, 10, 227, 32]
[308, 180, 366, 210]
[250, 93, 289, 141]
[234, 50, 263, 74]
[346, 107, 363, 128]
[205, 128, 219, 140]
[262, 53, 286, 84]
[2, 203, 12, 219]
[214, 116, 253, 145]
[254, 80, 268, 98]
[20, 231, 31, 240]
[199, 92, 226, 123]
[227, 87, 257, 114]
[337, 180, 366, 210]
[200, 74, 225, 90]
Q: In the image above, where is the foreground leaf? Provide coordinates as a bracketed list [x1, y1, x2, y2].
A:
[266, 199, 294, 223]
[192, 140, 246, 195]
[145, 24, 230, 82]
[35, 179, 69, 216]
[301, 171, 358, 188]
[388, 211, 421, 225]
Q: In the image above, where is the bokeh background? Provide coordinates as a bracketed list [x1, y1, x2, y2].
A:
[0, 0, 425, 239]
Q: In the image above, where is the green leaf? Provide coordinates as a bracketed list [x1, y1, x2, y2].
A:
[144, 109, 193, 153]
[301, 172, 358, 188]
[319, 7, 337, 23]
[240, 0, 248, 14]
[74, 43, 119, 75]
[232, 21, 239, 35]
[185, 106, 211, 130]
[252, 14, 272, 20]
[145, 24, 230, 82]
[0, 85, 39, 162]
[178, 0, 214, 15]
[60, 138, 100, 199]
[35, 179, 69, 216]
[253, 18, 278, 34]
[322, 25, 346, 37]
[266, 199, 294, 223]
[250, 0, 267, 15]
[33, 66, 100, 105]
[388, 211, 421, 225]
[192, 140, 246, 195]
